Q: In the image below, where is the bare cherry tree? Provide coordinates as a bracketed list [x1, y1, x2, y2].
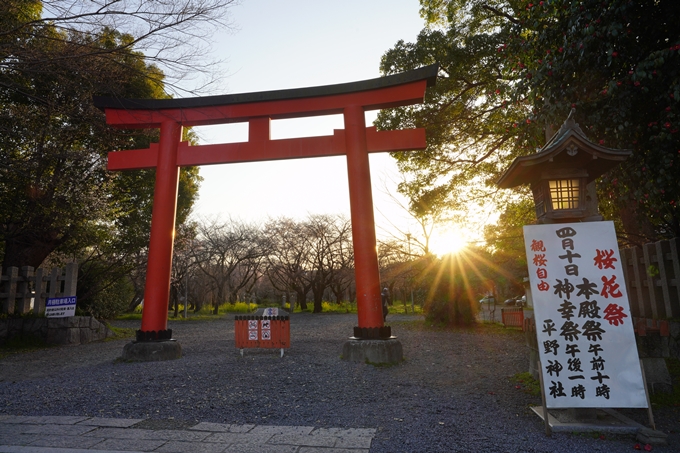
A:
[378, 239, 415, 310]
[264, 217, 313, 311]
[193, 217, 268, 314]
[303, 215, 353, 313]
[2, 0, 239, 93]
[170, 222, 198, 317]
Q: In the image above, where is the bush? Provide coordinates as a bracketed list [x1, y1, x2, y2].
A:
[76, 261, 135, 319]
[423, 256, 479, 327]
[223, 301, 258, 313]
[424, 296, 477, 326]
[79, 275, 133, 319]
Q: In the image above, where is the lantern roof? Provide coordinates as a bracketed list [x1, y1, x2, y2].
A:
[497, 110, 632, 189]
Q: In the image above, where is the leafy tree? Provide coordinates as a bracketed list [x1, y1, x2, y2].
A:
[0, 26, 161, 270]
[75, 257, 135, 319]
[0, 2, 208, 316]
[483, 195, 534, 295]
[377, 1, 539, 229]
[506, 0, 680, 244]
[378, 0, 680, 245]
[421, 251, 481, 326]
[0, 0, 220, 270]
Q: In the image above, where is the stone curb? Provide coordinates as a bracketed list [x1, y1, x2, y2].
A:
[0, 416, 376, 453]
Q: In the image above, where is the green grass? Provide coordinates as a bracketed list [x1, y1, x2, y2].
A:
[103, 324, 136, 341]
[318, 301, 355, 314]
[289, 301, 424, 315]
[0, 335, 50, 359]
[287, 301, 356, 313]
[116, 301, 260, 321]
[512, 371, 541, 396]
[364, 358, 403, 367]
[116, 300, 424, 318]
[388, 302, 424, 315]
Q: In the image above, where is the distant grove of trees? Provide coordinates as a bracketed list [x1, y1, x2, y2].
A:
[163, 215, 356, 316]
[123, 214, 514, 324]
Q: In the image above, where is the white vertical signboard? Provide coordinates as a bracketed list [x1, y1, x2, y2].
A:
[524, 221, 646, 408]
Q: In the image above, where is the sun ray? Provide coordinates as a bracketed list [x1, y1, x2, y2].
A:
[430, 229, 470, 256]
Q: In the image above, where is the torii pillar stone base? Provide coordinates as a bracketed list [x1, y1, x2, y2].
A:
[341, 338, 403, 365]
[122, 340, 182, 362]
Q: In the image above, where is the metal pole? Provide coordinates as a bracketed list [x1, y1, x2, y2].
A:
[407, 234, 414, 312]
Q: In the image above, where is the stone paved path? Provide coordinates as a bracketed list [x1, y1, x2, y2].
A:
[0, 415, 375, 453]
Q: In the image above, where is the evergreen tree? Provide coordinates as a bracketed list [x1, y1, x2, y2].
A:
[378, 0, 680, 245]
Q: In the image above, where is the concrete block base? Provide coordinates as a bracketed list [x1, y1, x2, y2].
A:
[637, 427, 669, 445]
[341, 338, 403, 364]
[122, 340, 182, 362]
[531, 406, 645, 434]
[641, 357, 673, 394]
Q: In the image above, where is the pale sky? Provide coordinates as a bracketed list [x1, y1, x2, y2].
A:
[188, 0, 476, 254]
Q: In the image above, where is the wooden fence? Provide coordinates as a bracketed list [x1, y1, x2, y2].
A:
[620, 237, 680, 319]
[0, 263, 78, 315]
[501, 307, 525, 328]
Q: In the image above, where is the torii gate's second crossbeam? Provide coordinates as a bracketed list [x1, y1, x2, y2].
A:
[94, 64, 437, 346]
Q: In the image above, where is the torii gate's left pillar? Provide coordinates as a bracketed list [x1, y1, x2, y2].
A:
[122, 120, 183, 361]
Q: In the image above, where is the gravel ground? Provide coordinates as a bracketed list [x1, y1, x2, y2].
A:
[0, 313, 678, 452]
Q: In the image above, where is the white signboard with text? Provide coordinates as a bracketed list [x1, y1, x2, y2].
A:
[45, 296, 77, 318]
[524, 221, 646, 408]
[262, 307, 279, 317]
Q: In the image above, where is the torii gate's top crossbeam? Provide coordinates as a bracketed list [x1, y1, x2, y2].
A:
[94, 64, 437, 128]
[93, 65, 437, 171]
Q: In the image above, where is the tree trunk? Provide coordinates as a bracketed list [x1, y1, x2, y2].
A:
[2, 233, 62, 271]
[169, 285, 176, 311]
[331, 285, 344, 304]
[173, 286, 179, 318]
[387, 282, 397, 306]
[312, 288, 323, 313]
[127, 292, 143, 313]
[213, 285, 223, 315]
[296, 289, 308, 311]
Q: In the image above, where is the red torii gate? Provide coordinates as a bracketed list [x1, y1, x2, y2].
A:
[94, 65, 437, 352]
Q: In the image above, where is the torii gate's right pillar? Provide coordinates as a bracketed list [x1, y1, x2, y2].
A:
[342, 105, 402, 363]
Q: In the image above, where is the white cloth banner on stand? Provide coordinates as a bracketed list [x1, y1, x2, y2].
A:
[524, 221, 646, 408]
